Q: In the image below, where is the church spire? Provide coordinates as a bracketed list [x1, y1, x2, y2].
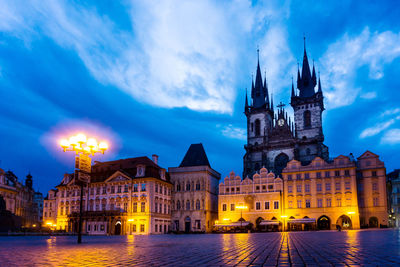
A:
[270, 94, 274, 111]
[298, 36, 316, 97]
[244, 88, 249, 112]
[311, 60, 317, 87]
[318, 73, 322, 93]
[264, 72, 270, 106]
[252, 48, 266, 108]
[291, 77, 295, 98]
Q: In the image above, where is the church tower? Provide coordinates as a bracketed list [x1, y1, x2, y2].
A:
[290, 39, 329, 163]
[243, 50, 274, 178]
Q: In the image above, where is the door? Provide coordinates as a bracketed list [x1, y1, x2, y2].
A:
[184, 217, 191, 233]
[115, 222, 121, 235]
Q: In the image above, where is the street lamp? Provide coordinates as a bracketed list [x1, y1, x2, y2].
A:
[236, 205, 248, 229]
[280, 215, 287, 232]
[60, 133, 108, 244]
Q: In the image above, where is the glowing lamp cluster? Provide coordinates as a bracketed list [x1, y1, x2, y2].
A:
[60, 133, 108, 155]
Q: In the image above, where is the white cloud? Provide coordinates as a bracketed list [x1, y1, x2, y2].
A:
[219, 124, 246, 140]
[360, 119, 396, 138]
[360, 91, 377, 99]
[319, 28, 400, 109]
[381, 128, 400, 144]
[381, 108, 400, 117]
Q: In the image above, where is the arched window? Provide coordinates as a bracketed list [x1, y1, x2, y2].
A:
[195, 200, 200, 210]
[176, 200, 181, 210]
[186, 183, 191, 191]
[196, 181, 200, 191]
[255, 119, 261, 136]
[176, 183, 181, 192]
[186, 200, 190, 210]
[304, 110, 311, 128]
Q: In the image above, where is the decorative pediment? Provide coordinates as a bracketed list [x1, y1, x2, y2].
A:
[358, 150, 379, 159]
[105, 171, 131, 183]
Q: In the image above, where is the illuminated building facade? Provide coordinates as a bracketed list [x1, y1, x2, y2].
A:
[217, 168, 283, 230]
[53, 155, 172, 235]
[169, 144, 220, 233]
[0, 169, 38, 227]
[282, 155, 361, 230]
[43, 189, 57, 228]
[387, 169, 400, 227]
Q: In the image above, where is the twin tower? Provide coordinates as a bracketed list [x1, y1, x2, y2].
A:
[243, 41, 329, 178]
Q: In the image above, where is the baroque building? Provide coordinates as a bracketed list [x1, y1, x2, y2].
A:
[243, 44, 329, 178]
[387, 169, 400, 227]
[169, 144, 220, 233]
[52, 155, 172, 235]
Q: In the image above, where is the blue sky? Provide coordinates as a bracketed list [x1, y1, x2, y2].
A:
[1, 0, 400, 194]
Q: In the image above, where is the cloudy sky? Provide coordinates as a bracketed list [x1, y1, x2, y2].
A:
[1, 0, 399, 194]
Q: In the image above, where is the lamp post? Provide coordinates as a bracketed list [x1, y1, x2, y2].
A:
[60, 133, 108, 244]
[236, 205, 248, 229]
[280, 215, 287, 232]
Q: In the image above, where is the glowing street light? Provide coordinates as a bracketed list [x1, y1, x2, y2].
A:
[60, 133, 108, 244]
[281, 215, 288, 232]
[236, 205, 248, 229]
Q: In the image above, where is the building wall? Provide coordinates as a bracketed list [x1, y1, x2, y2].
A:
[169, 165, 220, 233]
[218, 169, 283, 227]
[282, 156, 360, 230]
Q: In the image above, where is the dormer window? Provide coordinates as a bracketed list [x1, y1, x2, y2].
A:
[136, 165, 145, 177]
[160, 169, 166, 180]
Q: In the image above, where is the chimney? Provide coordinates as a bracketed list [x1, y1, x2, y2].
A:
[152, 154, 159, 165]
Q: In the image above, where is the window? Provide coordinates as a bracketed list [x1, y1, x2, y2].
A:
[359, 198, 365, 207]
[305, 184, 310, 193]
[268, 185, 274, 190]
[262, 185, 266, 191]
[255, 119, 261, 136]
[195, 220, 201, 229]
[335, 170, 340, 177]
[236, 187, 240, 192]
[176, 184, 181, 192]
[222, 204, 227, 211]
[196, 183, 200, 191]
[97, 187, 100, 195]
[196, 200, 200, 210]
[296, 185, 302, 193]
[124, 185, 128, 193]
[304, 173, 310, 180]
[140, 224, 145, 232]
[123, 203, 128, 211]
[326, 183, 331, 191]
[336, 198, 342, 207]
[326, 198, 331, 207]
[297, 200, 302, 208]
[325, 171, 330, 178]
[88, 224, 91, 231]
[274, 201, 279, 209]
[335, 182, 341, 191]
[372, 183, 378, 191]
[186, 183, 191, 191]
[133, 184, 138, 192]
[226, 188, 229, 193]
[231, 188, 235, 192]
[102, 187, 106, 194]
[176, 201, 181, 210]
[155, 224, 158, 232]
[159, 225, 162, 232]
[111, 186, 115, 194]
[230, 204, 235, 211]
[141, 184, 146, 192]
[317, 198, 322, 208]
[296, 174, 301, 180]
[256, 202, 261, 210]
[372, 171, 377, 177]
[133, 224, 137, 232]
[288, 201, 293, 208]
[155, 202, 158, 213]
[133, 202, 137, 212]
[373, 197, 379, 207]
[256, 186, 260, 190]
[305, 199, 311, 208]
[317, 183, 322, 192]
[186, 201, 190, 210]
[265, 201, 270, 210]
[346, 198, 351, 206]
[344, 170, 350, 177]
[304, 110, 311, 128]
[316, 172, 321, 179]
[287, 175, 292, 181]
[117, 186, 122, 193]
[345, 181, 351, 190]
[141, 202, 145, 212]
[155, 184, 158, 193]
[159, 203, 162, 213]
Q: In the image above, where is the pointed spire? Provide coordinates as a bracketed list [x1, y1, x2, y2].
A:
[301, 36, 312, 83]
[264, 73, 270, 107]
[297, 62, 301, 89]
[270, 94, 274, 111]
[244, 88, 249, 112]
[252, 48, 266, 108]
[298, 36, 316, 97]
[312, 60, 317, 87]
[318, 72, 322, 93]
[291, 77, 295, 98]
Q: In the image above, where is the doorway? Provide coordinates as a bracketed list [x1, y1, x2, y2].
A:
[115, 221, 121, 235]
[317, 215, 331, 230]
[185, 217, 191, 233]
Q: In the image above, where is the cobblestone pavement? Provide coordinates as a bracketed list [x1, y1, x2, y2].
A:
[1, 229, 400, 266]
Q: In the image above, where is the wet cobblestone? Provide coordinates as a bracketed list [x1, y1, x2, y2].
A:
[0, 229, 399, 266]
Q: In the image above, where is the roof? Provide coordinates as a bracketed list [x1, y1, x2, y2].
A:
[179, 143, 211, 168]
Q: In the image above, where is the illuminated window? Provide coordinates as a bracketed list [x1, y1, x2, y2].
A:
[140, 224, 145, 232]
[230, 204, 235, 211]
[326, 198, 331, 207]
[133, 184, 138, 192]
[141, 202, 145, 212]
[133, 224, 136, 232]
[133, 202, 137, 212]
[288, 185, 293, 193]
[297, 200, 302, 208]
[274, 201, 279, 209]
[141, 184, 146, 192]
[265, 201, 270, 209]
[255, 202, 261, 210]
[336, 198, 342, 207]
[222, 204, 227, 211]
[305, 199, 311, 208]
[317, 199, 322, 208]
[296, 185, 302, 193]
[317, 184, 322, 192]
[345, 181, 351, 190]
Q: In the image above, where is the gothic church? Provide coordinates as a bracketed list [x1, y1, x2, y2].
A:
[243, 41, 329, 178]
